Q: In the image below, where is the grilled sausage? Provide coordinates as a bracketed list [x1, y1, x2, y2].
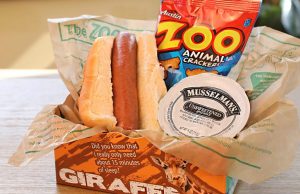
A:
[112, 32, 139, 130]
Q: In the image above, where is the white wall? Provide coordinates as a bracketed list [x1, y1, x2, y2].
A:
[0, 0, 160, 69]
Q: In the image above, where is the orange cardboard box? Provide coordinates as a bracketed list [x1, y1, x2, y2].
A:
[55, 132, 234, 194]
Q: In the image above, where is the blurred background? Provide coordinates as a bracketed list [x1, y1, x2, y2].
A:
[0, 0, 299, 69]
[0, 0, 161, 69]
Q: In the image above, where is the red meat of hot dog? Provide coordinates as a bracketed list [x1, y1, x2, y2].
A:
[112, 32, 139, 130]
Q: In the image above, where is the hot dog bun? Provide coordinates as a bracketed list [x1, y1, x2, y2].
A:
[78, 36, 117, 129]
[137, 32, 167, 131]
[112, 32, 139, 130]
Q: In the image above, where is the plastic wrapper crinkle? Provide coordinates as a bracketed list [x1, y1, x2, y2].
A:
[9, 15, 300, 184]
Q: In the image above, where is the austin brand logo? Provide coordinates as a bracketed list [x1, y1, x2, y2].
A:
[59, 168, 179, 194]
[151, 155, 222, 194]
[161, 10, 182, 20]
[181, 87, 241, 117]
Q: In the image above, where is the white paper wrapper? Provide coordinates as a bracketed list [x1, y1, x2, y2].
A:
[9, 16, 300, 185]
[237, 27, 300, 121]
[9, 105, 100, 166]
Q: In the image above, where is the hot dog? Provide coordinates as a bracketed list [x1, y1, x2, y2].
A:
[112, 32, 139, 130]
[78, 33, 167, 131]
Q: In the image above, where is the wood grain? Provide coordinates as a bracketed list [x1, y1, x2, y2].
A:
[0, 71, 299, 194]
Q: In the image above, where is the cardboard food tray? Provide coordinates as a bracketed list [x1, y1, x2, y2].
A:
[54, 129, 236, 194]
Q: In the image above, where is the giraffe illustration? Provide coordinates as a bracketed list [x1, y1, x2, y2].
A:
[151, 155, 222, 194]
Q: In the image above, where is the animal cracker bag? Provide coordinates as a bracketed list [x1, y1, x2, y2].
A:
[156, 0, 262, 88]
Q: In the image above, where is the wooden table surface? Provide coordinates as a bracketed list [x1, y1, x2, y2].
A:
[0, 70, 299, 194]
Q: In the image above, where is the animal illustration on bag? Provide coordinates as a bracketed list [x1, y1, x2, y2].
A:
[151, 155, 222, 194]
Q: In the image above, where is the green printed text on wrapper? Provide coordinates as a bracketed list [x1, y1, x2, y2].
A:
[59, 19, 153, 45]
[249, 72, 282, 100]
